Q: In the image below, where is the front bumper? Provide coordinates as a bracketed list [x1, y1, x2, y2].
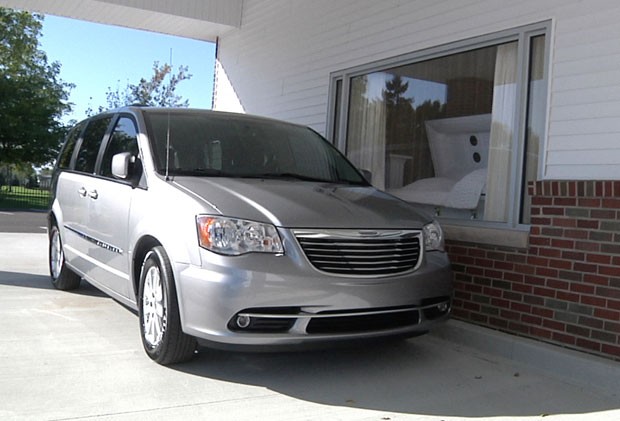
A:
[173, 244, 453, 347]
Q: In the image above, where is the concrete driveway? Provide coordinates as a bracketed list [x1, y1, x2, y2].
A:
[1, 215, 619, 420]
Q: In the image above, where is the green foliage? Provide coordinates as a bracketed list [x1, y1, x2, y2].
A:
[88, 61, 192, 115]
[0, 7, 73, 166]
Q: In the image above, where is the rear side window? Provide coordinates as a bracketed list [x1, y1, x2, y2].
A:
[74, 117, 112, 174]
[99, 117, 139, 178]
[57, 122, 85, 169]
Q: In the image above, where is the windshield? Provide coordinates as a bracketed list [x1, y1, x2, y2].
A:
[144, 111, 367, 185]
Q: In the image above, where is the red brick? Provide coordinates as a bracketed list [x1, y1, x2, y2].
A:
[549, 259, 573, 270]
[576, 338, 602, 352]
[530, 326, 553, 339]
[540, 248, 562, 258]
[543, 207, 565, 216]
[593, 309, 620, 321]
[524, 275, 545, 286]
[583, 274, 610, 286]
[532, 306, 554, 318]
[599, 266, 620, 277]
[530, 218, 552, 227]
[601, 344, 620, 358]
[609, 300, 620, 311]
[510, 302, 531, 313]
[602, 198, 620, 209]
[552, 332, 576, 345]
[494, 261, 515, 271]
[491, 298, 510, 308]
[532, 196, 553, 206]
[475, 258, 494, 267]
[468, 248, 487, 258]
[570, 283, 595, 294]
[530, 236, 551, 246]
[553, 219, 577, 228]
[544, 319, 566, 331]
[554, 197, 577, 207]
[484, 287, 503, 298]
[561, 250, 585, 261]
[521, 314, 542, 325]
[546, 279, 569, 290]
[556, 291, 580, 302]
[587, 254, 612, 265]
[484, 269, 503, 279]
[512, 283, 532, 294]
[580, 295, 607, 307]
[573, 262, 598, 273]
[528, 256, 548, 266]
[551, 238, 575, 249]
[577, 219, 599, 229]
[515, 264, 536, 275]
[536, 267, 558, 278]
[533, 287, 555, 297]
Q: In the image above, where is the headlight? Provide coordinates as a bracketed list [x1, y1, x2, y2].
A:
[423, 220, 444, 252]
[196, 216, 283, 256]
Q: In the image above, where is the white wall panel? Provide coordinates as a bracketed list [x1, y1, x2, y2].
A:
[215, 0, 620, 180]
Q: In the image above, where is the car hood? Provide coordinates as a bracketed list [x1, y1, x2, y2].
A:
[172, 177, 431, 229]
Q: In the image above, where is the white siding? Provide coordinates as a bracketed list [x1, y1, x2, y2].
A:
[215, 0, 620, 180]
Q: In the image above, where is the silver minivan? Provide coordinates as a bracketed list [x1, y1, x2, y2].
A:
[48, 107, 453, 365]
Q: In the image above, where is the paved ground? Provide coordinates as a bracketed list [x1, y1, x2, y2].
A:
[0, 210, 47, 233]
[1, 221, 619, 420]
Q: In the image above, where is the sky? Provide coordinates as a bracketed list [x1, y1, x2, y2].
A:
[40, 15, 216, 124]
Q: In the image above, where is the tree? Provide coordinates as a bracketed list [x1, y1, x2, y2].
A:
[0, 7, 73, 167]
[88, 61, 192, 115]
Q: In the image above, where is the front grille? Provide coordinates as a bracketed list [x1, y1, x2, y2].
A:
[294, 230, 422, 276]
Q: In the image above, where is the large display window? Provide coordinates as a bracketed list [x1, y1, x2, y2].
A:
[330, 24, 549, 225]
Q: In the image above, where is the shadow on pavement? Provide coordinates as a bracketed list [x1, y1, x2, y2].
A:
[172, 339, 619, 418]
[0, 271, 107, 298]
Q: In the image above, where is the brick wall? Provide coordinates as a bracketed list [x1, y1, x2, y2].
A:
[447, 180, 620, 360]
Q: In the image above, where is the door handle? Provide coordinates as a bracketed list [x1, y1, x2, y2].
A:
[88, 190, 98, 200]
[78, 187, 87, 198]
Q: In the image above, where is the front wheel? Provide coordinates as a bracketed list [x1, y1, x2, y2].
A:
[49, 224, 81, 290]
[138, 246, 196, 365]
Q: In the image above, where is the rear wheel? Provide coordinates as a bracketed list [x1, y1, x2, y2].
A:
[138, 246, 196, 365]
[49, 224, 81, 290]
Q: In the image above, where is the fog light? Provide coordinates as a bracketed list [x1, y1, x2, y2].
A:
[236, 314, 251, 329]
[437, 302, 449, 313]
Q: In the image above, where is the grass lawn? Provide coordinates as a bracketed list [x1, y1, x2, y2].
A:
[0, 185, 51, 210]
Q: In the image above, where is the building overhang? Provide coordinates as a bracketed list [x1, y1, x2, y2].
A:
[0, 0, 242, 41]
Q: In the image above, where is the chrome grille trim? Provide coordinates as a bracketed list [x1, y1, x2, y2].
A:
[293, 229, 423, 277]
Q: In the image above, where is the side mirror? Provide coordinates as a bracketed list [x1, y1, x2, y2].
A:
[111, 152, 133, 180]
[360, 169, 372, 184]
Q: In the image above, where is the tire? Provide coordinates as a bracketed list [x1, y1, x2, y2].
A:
[138, 246, 196, 365]
[49, 224, 81, 290]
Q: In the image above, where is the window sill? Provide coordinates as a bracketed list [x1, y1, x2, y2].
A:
[442, 222, 530, 249]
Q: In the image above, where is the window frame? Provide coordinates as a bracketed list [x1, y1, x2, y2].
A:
[327, 21, 551, 237]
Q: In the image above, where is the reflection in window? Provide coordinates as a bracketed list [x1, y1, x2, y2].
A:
[343, 30, 547, 224]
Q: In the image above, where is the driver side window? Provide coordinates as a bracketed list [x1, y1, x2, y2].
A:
[99, 117, 139, 179]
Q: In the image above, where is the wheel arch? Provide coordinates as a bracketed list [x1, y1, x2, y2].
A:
[132, 235, 162, 299]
